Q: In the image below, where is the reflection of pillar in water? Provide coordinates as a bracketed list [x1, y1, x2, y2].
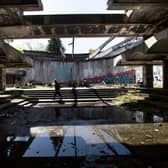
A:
[135, 111, 144, 123]
[55, 108, 60, 119]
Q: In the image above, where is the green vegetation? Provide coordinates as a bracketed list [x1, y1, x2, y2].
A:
[46, 38, 65, 54]
[114, 91, 166, 117]
[115, 92, 149, 106]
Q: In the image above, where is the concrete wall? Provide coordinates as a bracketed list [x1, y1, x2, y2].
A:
[23, 57, 132, 84]
[78, 59, 129, 79]
[25, 60, 75, 83]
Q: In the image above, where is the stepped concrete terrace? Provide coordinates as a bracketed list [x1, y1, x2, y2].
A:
[21, 87, 128, 107]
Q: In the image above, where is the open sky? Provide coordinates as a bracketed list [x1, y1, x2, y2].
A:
[11, 0, 125, 53]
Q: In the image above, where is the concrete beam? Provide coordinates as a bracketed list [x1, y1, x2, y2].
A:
[0, 14, 127, 26]
[0, 0, 43, 11]
[0, 13, 165, 38]
[146, 29, 168, 54]
[25, 14, 126, 25]
[0, 24, 154, 39]
[117, 60, 162, 66]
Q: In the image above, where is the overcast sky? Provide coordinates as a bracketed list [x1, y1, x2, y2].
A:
[12, 0, 125, 53]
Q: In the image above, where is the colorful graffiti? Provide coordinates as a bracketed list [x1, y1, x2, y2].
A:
[83, 70, 136, 84]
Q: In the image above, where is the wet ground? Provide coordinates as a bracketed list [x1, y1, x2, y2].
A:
[0, 93, 168, 167]
[1, 122, 168, 167]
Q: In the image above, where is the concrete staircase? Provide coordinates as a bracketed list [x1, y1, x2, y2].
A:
[22, 87, 128, 106]
[0, 93, 25, 115]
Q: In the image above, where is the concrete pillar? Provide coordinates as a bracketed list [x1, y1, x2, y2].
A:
[143, 65, 153, 88]
[0, 68, 6, 91]
[77, 62, 80, 85]
[163, 61, 168, 89]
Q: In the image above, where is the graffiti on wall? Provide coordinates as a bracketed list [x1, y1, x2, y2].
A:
[83, 70, 135, 84]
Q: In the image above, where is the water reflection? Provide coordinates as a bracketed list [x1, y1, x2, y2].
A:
[132, 110, 165, 124]
[0, 104, 168, 167]
[0, 123, 168, 167]
[23, 136, 57, 157]
[0, 125, 132, 158]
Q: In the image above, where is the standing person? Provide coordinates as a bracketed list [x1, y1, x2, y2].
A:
[54, 79, 63, 103]
[72, 81, 77, 107]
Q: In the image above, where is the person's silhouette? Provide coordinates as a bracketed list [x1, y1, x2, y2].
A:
[72, 81, 77, 107]
[54, 80, 64, 104]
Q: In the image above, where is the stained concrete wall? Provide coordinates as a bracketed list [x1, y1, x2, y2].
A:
[23, 57, 131, 84]
[78, 59, 129, 79]
[25, 60, 75, 83]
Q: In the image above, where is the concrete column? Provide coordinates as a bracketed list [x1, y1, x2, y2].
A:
[77, 62, 80, 85]
[163, 61, 168, 89]
[0, 68, 6, 91]
[143, 65, 153, 88]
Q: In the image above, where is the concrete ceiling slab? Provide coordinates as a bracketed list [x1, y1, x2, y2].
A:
[147, 39, 168, 54]
[107, 0, 168, 32]
[0, 41, 32, 68]
[117, 40, 168, 66]
[0, 0, 43, 11]
[107, 0, 168, 9]
[0, 1, 166, 39]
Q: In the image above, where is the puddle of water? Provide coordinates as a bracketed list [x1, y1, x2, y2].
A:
[23, 136, 57, 157]
[0, 105, 168, 167]
[1, 123, 168, 158]
[0, 123, 168, 167]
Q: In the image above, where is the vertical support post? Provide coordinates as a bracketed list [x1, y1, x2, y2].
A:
[163, 61, 168, 89]
[72, 37, 74, 60]
[143, 64, 153, 88]
[0, 68, 6, 92]
[77, 61, 80, 85]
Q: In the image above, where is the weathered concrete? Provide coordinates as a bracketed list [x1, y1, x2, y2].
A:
[163, 61, 168, 89]
[146, 28, 168, 54]
[0, 0, 43, 11]
[143, 64, 153, 88]
[0, 15, 155, 38]
[107, 0, 168, 39]
[0, 42, 32, 90]
[114, 34, 168, 66]
[19, 53, 130, 84]
[108, 0, 168, 9]
[0, 41, 32, 68]
[117, 60, 162, 66]
[0, 1, 167, 39]
[0, 68, 6, 91]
